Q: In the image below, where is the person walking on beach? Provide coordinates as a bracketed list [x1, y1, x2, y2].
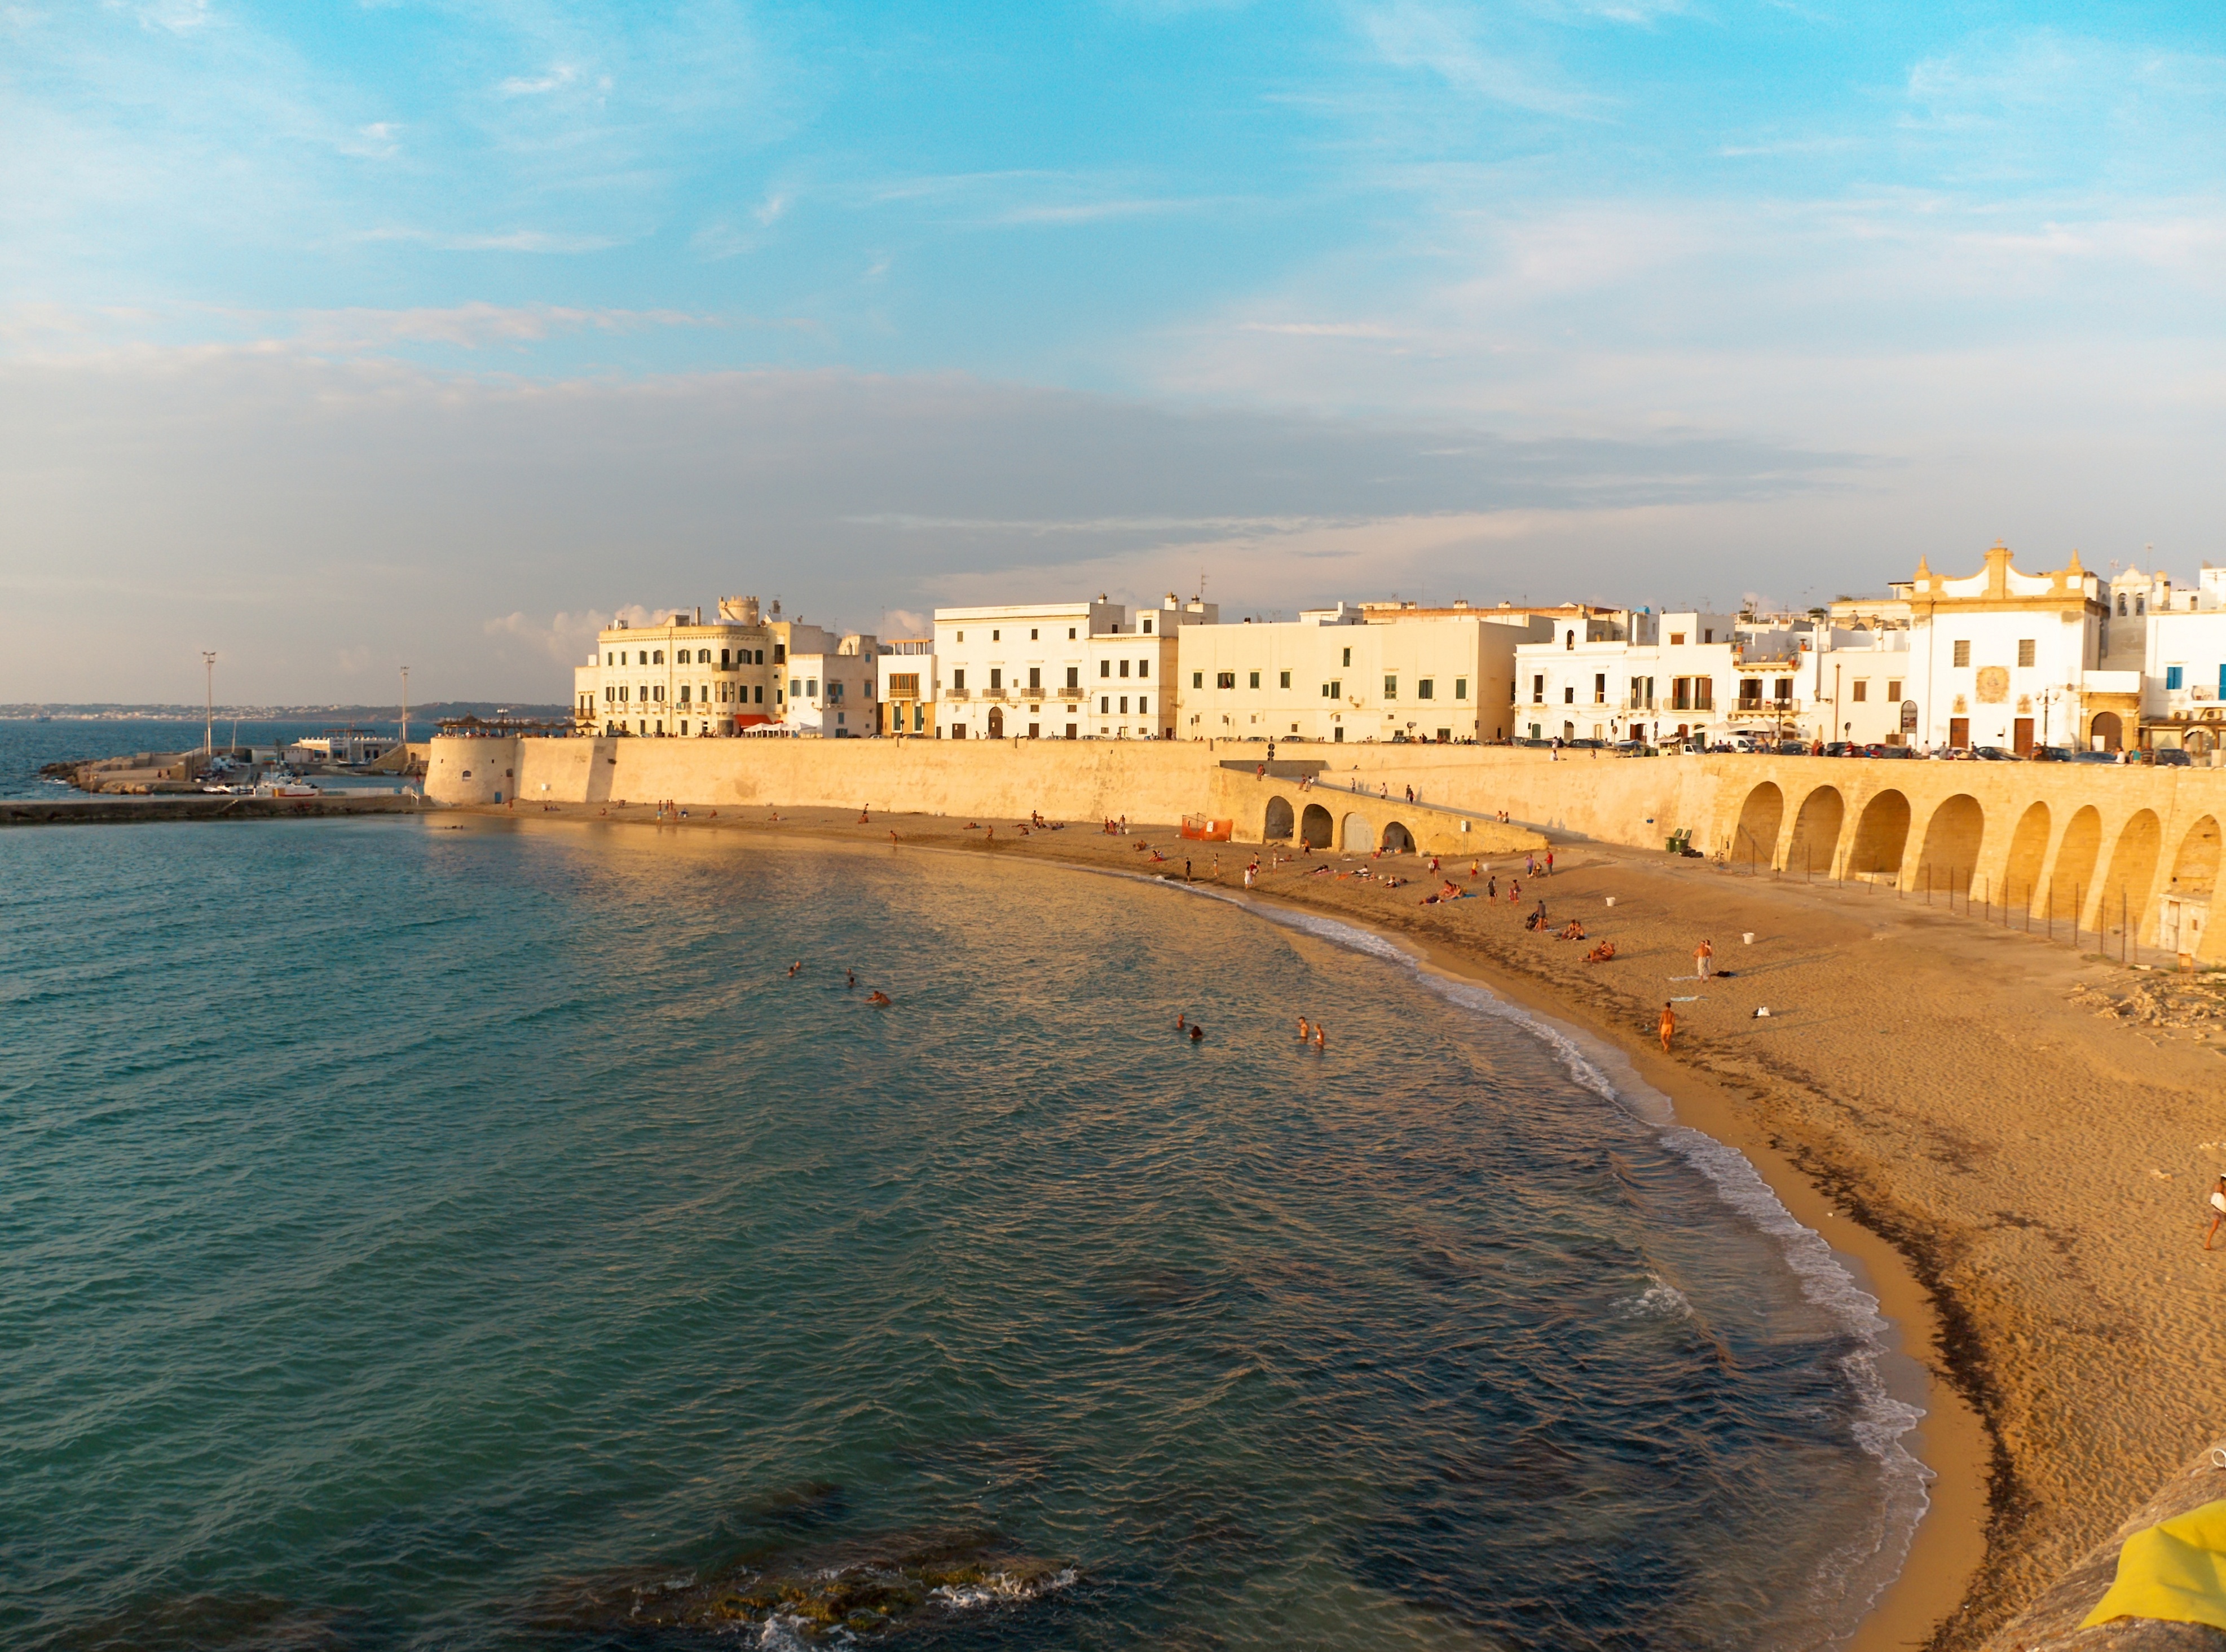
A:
[2207, 1175, 2226, 1250]
[1545, 851, 1554, 877]
[1659, 1002, 1676, 1052]
[1695, 939, 1714, 980]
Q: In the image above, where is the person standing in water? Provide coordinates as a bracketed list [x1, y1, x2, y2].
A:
[1297, 1016, 1310, 1042]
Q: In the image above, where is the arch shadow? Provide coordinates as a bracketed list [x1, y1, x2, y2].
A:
[1342, 813, 1375, 853]
[2049, 805, 2102, 926]
[1786, 786, 1844, 877]
[1735, 782, 1784, 870]
[1299, 803, 1333, 850]
[1913, 794, 1986, 896]
[2002, 802, 2049, 913]
[2098, 810, 2162, 940]
[1263, 795, 1295, 841]
[1382, 820, 1416, 854]
[2164, 816, 2220, 958]
[1848, 790, 1911, 879]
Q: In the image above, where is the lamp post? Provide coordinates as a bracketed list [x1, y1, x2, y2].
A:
[400, 665, 410, 748]
[201, 651, 217, 760]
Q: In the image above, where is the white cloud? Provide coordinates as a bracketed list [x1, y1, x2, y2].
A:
[496, 63, 580, 98]
[1350, 0, 1607, 119]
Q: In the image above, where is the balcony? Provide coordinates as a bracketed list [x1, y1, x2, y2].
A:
[1729, 699, 1803, 720]
[944, 687, 970, 701]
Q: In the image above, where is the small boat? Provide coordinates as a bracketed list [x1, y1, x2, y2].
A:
[255, 778, 321, 798]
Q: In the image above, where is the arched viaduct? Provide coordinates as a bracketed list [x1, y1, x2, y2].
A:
[1711, 760, 2223, 962]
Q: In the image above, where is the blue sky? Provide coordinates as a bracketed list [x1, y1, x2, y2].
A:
[3, 1, 2222, 701]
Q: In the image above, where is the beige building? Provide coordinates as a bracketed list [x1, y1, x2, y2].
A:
[876, 640, 937, 737]
[573, 597, 879, 738]
[1176, 608, 1534, 744]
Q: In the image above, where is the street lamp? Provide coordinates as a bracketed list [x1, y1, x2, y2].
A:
[400, 665, 411, 747]
[201, 651, 217, 759]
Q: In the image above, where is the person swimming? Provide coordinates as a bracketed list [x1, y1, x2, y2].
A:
[847, 971, 857, 989]
[1177, 1013, 1187, 1030]
[787, 961, 802, 977]
[1297, 1016, 1310, 1041]
[1189, 1024, 1204, 1041]
[866, 990, 891, 1006]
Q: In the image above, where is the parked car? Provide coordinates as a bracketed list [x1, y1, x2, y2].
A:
[1565, 738, 1607, 750]
[1864, 743, 1917, 759]
[1822, 741, 1856, 757]
[1969, 745, 2017, 760]
[2152, 747, 2193, 766]
[1612, 739, 1650, 755]
[2029, 746, 2075, 762]
[1773, 741, 1810, 755]
[2069, 749, 2123, 764]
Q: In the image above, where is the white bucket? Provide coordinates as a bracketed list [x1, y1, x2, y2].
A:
[1605, 896, 1616, 907]
[1742, 931, 1754, 944]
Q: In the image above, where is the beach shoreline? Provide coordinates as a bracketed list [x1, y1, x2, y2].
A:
[458, 798, 2226, 1649]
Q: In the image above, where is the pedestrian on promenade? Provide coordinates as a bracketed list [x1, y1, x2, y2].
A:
[1526, 853, 1536, 877]
[2207, 1175, 2226, 1250]
[1695, 939, 1714, 980]
[1545, 851, 1554, 876]
[1659, 1002, 1676, 1052]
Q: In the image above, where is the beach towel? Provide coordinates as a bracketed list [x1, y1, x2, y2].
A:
[2080, 1499, 2226, 1633]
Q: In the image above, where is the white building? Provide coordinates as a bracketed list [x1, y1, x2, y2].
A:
[2141, 565, 2226, 755]
[778, 623, 882, 738]
[876, 640, 936, 737]
[933, 594, 1216, 739]
[285, 729, 401, 766]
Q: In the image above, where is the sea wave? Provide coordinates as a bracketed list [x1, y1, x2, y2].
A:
[1198, 886, 1933, 1646]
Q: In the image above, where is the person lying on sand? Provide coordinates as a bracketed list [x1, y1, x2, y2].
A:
[1585, 941, 1616, 963]
[1558, 920, 1586, 941]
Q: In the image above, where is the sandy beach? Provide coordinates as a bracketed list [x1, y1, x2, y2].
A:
[481, 796, 2226, 1650]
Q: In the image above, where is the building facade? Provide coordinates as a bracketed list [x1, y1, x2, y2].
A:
[933, 595, 1216, 739]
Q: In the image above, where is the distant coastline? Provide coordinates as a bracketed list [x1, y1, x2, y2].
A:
[0, 703, 567, 723]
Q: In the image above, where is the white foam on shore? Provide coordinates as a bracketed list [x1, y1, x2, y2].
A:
[1196, 887, 1933, 1647]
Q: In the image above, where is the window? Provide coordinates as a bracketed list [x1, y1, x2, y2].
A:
[1531, 673, 1544, 703]
[2116, 594, 2127, 617]
[828, 681, 843, 702]
[989, 668, 1001, 691]
[1142, 618, 1153, 633]
[806, 678, 818, 697]
[1418, 678, 1434, 700]
[2167, 666, 2185, 690]
[1952, 640, 1970, 667]
[1454, 677, 1467, 700]
[1192, 671, 1204, 688]
[1139, 659, 1150, 679]
[1119, 696, 1129, 713]
[956, 631, 964, 642]
[1563, 686, 1575, 704]
[755, 685, 764, 703]
[1100, 695, 1109, 713]
[679, 685, 690, 703]
[1704, 629, 1714, 644]
[1774, 678, 1792, 704]
[1030, 628, 1038, 641]
[2018, 638, 2035, 667]
[1068, 628, 1076, 640]
[1669, 633, 1685, 646]
[1594, 672, 1606, 703]
[699, 649, 711, 663]
[1279, 670, 1291, 688]
[1139, 695, 1150, 714]
[1566, 630, 1575, 650]
[1118, 659, 1130, 679]
[774, 644, 786, 663]
[720, 649, 730, 667]
[1101, 660, 1112, 679]
[1249, 671, 1260, 688]
[1217, 671, 1236, 689]
[2136, 594, 2146, 616]
[1384, 675, 1398, 698]
[1888, 678, 1903, 701]
[1696, 679, 1713, 711]
[1028, 666, 1041, 690]
[953, 668, 966, 690]
[992, 629, 1000, 641]
[1066, 666, 1079, 689]
[1852, 680, 1868, 702]
[653, 650, 664, 664]
[1341, 647, 1351, 667]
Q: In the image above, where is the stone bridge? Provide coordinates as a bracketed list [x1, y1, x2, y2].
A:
[1707, 757, 2224, 961]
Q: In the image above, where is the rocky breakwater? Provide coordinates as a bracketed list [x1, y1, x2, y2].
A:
[532, 1521, 1078, 1642]
[42, 751, 202, 794]
[1985, 1441, 2226, 1650]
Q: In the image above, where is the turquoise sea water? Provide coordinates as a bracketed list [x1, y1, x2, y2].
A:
[0, 810, 1925, 1650]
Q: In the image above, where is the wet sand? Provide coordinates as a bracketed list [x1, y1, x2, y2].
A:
[482, 797, 2226, 1650]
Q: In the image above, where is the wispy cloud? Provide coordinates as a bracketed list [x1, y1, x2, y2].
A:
[496, 63, 581, 98]
[355, 227, 623, 254]
[1350, 0, 1608, 119]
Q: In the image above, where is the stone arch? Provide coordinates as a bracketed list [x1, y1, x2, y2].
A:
[1263, 795, 1295, 841]
[987, 705, 1004, 739]
[2167, 816, 2220, 903]
[1848, 790, 1911, 879]
[2049, 806, 2102, 924]
[1734, 782, 1784, 869]
[1381, 820, 1416, 854]
[2090, 711, 2122, 752]
[2098, 810, 2162, 940]
[1913, 794, 1986, 896]
[1342, 812, 1375, 852]
[1785, 786, 1844, 876]
[2003, 802, 2049, 913]
[1299, 803, 1333, 849]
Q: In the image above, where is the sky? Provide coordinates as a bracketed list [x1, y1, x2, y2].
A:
[3, 1, 2222, 703]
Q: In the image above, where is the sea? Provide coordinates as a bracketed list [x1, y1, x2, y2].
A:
[0, 720, 1929, 1651]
